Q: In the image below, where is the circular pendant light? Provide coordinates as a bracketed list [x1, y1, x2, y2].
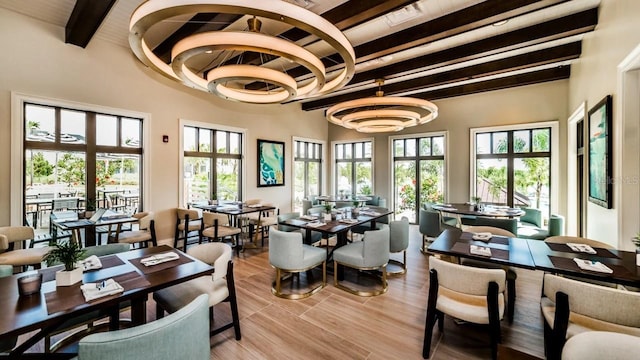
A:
[129, 0, 355, 104]
[326, 79, 439, 133]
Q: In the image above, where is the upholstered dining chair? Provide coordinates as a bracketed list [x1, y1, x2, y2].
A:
[333, 227, 390, 297]
[248, 203, 278, 247]
[153, 242, 241, 341]
[109, 211, 156, 248]
[419, 208, 443, 253]
[201, 212, 241, 246]
[388, 217, 409, 276]
[173, 208, 203, 252]
[540, 273, 640, 360]
[472, 217, 518, 235]
[269, 229, 327, 299]
[561, 331, 640, 360]
[0, 265, 16, 353]
[461, 226, 518, 323]
[75, 294, 210, 360]
[423, 257, 506, 360]
[0, 226, 50, 272]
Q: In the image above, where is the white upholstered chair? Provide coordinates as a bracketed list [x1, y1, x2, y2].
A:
[423, 257, 506, 360]
[0, 226, 50, 271]
[153, 242, 241, 340]
[269, 229, 326, 299]
[540, 273, 640, 360]
[561, 331, 640, 360]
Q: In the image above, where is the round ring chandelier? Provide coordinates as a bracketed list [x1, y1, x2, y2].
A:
[326, 80, 439, 133]
[129, 0, 356, 104]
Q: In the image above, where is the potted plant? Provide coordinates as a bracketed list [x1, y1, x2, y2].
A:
[44, 240, 86, 286]
[209, 193, 218, 206]
[323, 204, 333, 222]
[471, 196, 482, 211]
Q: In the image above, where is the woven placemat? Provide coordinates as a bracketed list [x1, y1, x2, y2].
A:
[548, 256, 635, 281]
[460, 232, 510, 245]
[546, 243, 619, 259]
[45, 271, 150, 314]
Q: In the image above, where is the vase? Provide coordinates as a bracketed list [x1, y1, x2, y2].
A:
[56, 267, 83, 287]
[636, 249, 640, 267]
[324, 213, 332, 222]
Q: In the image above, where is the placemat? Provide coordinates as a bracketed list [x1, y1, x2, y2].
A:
[460, 232, 510, 245]
[128, 250, 194, 275]
[546, 243, 619, 259]
[45, 271, 150, 314]
[39, 255, 126, 282]
[548, 256, 635, 281]
[451, 242, 510, 260]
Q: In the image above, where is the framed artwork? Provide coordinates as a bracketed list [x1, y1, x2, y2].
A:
[257, 139, 285, 187]
[587, 95, 612, 209]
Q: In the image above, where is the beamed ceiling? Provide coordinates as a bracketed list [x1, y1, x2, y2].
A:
[1, 0, 600, 111]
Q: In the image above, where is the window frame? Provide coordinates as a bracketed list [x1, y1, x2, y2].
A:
[178, 118, 246, 207]
[331, 138, 375, 196]
[10, 92, 150, 226]
[292, 136, 326, 211]
[470, 121, 559, 215]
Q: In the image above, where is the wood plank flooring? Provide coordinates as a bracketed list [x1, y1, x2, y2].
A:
[21, 225, 546, 359]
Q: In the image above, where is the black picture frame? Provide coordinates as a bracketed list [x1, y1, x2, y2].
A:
[257, 139, 285, 187]
[587, 95, 613, 209]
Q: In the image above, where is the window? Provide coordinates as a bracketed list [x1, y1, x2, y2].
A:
[333, 140, 373, 196]
[472, 123, 556, 224]
[23, 102, 143, 230]
[392, 133, 447, 222]
[182, 124, 243, 206]
[293, 139, 323, 213]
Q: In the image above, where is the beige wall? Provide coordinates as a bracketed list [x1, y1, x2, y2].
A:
[568, 0, 640, 247]
[0, 8, 327, 241]
[327, 81, 569, 214]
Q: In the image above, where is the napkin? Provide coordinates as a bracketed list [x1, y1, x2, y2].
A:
[247, 204, 263, 208]
[306, 222, 326, 228]
[299, 215, 318, 221]
[140, 252, 180, 266]
[573, 258, 613, 273]
[472, 232, 492, 241]
[567, 243, 597, 254]
[339, 218, 358, 224]
[81, 255, 102, 271]
[80, 279, 124, 302]
[470, 245, 492, 257]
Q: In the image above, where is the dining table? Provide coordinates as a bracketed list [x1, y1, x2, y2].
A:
[0, 245, 214, 359]
[50, 211, 138, 247]
[431, 203, 525, 227]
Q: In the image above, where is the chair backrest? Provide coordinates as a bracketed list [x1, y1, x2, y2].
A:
[269, 229, 304, 269]
[134, 211, 154, 230]
[466, 226, 515, 238]
[77, 294, 210, 360]
[0, 235, 8, 252]
[365, 196, 380, 206]
[520, 207, 542, 227]
[277, 212, 300, 232]
[389, 217, 409, 252]
[0, 265, 17, 352]
[0, 226, 35, 246]
[542, 274, 640, 327]
[52, 198, 79, 211]
[187, 242, 232, 282]
[561, 331, 640, 360]
[245, 199, 261, 206]
[473, 217, 517, 235]
[307, 207, 324, 216]
[419, 208, 442, 238]
[548, 214, 565, 236]
[362, 227, 390, 267]
[544, 236, 614, 249]
[38, 193, 55, 199]
[429, 257, 506, 295]
[176, 208, 200, 221]
[202, 212, 230, 227]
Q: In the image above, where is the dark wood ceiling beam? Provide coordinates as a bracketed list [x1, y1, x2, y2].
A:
[219, 0, 415, 68]
[301, 42, 581, 111]
[350, 8, 597, 85]
[411, 66, 571, 102]
[154, 13, 243, 64]
[65, 0, 116, 48]
[250, 0, 569, 91]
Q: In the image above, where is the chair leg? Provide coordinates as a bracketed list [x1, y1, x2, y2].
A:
[423, 269, 440, 359]
[227, 262, 242, 340]
[507, 277, 516, 323]
[487, 281, 501, 360]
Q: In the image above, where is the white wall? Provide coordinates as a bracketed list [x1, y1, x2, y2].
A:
[568, 0, 640, 247]
[0, 8, 327, 240]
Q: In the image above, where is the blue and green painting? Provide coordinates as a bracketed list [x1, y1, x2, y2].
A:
[589, 107, 607, 202]
[259, 142, 284, 185]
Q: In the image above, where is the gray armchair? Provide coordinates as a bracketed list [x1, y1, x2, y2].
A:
[333, 227, 390, 297]
[76, 294, 210, 360]
[269, 229, 326, 299]
[388, 217, 409, 276]
[419, 208, 442, 253]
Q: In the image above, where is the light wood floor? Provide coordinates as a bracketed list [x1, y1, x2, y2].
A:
[23, 226, 547, 359]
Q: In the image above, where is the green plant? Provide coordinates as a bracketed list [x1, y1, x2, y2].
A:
[44, 241, 86, 271]
[324, 204, 333, 213]
[85, 198, 96, 211]
[632, 233, 640, 249]
[472, 196, 482, 204]
[352, 200, 360, 208]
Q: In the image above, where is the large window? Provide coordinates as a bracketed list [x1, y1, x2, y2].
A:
[23, 102, 143, 229]
[333, 140, 373, 196]
[182, 125, 243, 206]
[392, 134, 446, 222]
[473, 125, 553, 223]
[293, 139, 323, 213]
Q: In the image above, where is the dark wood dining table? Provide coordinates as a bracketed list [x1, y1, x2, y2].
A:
[0, 245, 214, 359]
[51, 211, 138, 247]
